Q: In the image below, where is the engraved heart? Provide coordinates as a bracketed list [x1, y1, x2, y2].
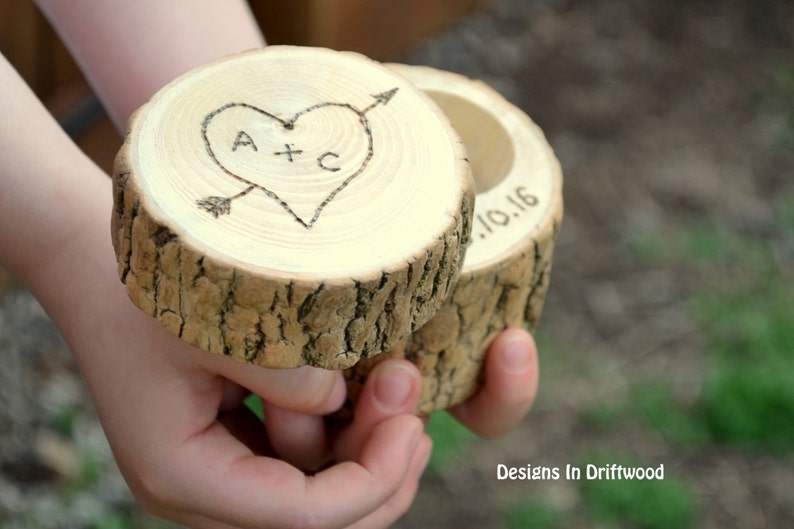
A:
[199, 89, 397, 228]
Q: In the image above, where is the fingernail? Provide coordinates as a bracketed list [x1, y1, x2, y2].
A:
[374, 364, 416, 412]
[500, 338, 531, 374]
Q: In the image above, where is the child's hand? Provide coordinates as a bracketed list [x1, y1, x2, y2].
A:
[50, 253, 431, 528]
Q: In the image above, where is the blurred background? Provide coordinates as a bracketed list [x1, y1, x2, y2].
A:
[1, 0, 793, 527]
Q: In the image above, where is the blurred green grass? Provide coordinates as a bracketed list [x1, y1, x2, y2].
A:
[617, 197, 794, 449]
[503, 498, 564, 529]
[696, 279, 794, 451]
[682, 199, 794, 450]
[425, 410, 476, 473]
[578, 453, 697, 529]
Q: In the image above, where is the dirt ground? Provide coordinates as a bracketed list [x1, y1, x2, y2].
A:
[1, 0, 793, 527]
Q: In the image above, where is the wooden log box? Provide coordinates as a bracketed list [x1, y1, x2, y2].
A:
[345, 65, 564, 414]
[111, 46, 474, 370]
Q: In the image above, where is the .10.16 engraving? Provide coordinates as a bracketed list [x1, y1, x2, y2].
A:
[474, 186, 539, 242]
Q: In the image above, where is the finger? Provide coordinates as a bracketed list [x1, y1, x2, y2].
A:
[449, 328, 538, 439]
[176, 435, 433, 529]
[334, 359, 422, 462]
[159, 414, 424, 529]
[347, 434, 432, 529]
[199, 353, 346, 415]
[262, 401, 330, 471]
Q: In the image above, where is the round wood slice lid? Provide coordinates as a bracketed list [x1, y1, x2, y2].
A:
[112, 46, 473, 369]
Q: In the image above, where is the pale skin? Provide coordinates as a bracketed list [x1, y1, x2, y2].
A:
[0, 1, 539, 528]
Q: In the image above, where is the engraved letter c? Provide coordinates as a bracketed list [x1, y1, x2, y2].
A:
[317, 151, 341, 172]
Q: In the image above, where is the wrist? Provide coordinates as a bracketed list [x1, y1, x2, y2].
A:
[13, 171, 121, 336]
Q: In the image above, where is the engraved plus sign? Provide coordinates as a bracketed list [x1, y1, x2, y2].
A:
[274, 143, 303, 162]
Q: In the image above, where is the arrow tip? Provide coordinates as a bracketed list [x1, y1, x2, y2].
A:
[372, 87, 399, 106]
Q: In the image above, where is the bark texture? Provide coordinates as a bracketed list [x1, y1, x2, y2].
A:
[344, 215, 560, 414]
[111, 140, 472, 369]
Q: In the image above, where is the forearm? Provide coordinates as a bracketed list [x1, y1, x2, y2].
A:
[2, 0, 268, 393]
[0, 51, 189, 432]
[0, 53, 108, 297]
[34, 0, 266, 131]
[4, 0, 266, 313]
[6, 0, 265, 294]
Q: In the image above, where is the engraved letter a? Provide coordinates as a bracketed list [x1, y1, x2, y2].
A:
[232, 131, 257, 152]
